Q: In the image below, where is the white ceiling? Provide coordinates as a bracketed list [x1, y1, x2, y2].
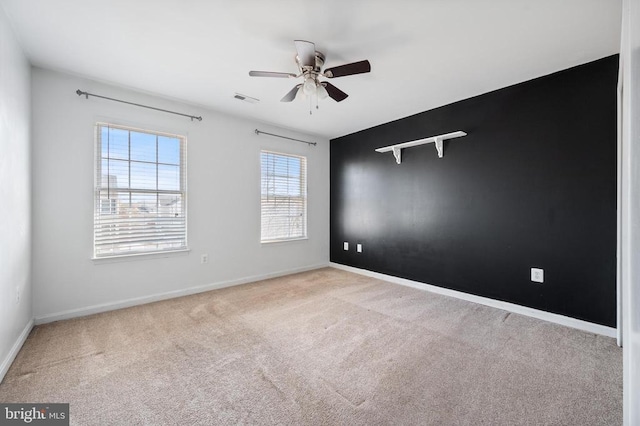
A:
[1, 0, 621, 139]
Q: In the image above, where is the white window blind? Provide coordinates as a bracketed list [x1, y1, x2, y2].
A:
[94, 123, 187, 258]
[261, 151, 307, 242]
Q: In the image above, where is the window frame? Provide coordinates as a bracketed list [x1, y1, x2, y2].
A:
[260, 150, 308, 244]
[93, 122, 188, 259]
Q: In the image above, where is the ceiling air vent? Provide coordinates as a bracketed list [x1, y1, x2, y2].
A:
[234, 93, 259, 104]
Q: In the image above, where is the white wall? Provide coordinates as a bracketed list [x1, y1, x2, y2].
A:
[0, 6, 32, 381]
[31, 68, 329, 321]
[621, 0, 640, 424]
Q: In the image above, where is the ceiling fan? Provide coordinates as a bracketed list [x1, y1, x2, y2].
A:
[249, 40, 371, 104]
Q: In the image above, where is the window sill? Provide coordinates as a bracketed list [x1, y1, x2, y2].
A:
[261, 237, 308, 245]
[92, 248, 191, 264]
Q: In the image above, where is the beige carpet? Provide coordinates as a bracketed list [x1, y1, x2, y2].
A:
[0, 267, 622, 425]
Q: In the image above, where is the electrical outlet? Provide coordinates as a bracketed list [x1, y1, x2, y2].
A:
[201, 254, 209, 264]
[15, 286, 20, 304]
[531, 268, 544, 283]
[357, 244, 363, 253]
[343, 242, 349, 251]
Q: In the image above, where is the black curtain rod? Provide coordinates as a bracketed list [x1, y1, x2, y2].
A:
[254, 129, 316, 146]
[76, 90, 203, 122]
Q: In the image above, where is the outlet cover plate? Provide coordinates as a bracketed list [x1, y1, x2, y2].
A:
[531, 268, 544, 283]
[343, 242, 349, 251]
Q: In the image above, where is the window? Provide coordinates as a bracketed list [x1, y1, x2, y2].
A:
[260, 151, 307, 242]
[100, 198, 117, 215]
[94, 123, 187, 258]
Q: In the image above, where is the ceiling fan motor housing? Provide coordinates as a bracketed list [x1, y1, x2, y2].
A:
[296, 51, 325, 74]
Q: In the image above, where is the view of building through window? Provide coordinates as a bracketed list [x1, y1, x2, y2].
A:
[260, 151, 307, 242]
[94, 123, 187, 257]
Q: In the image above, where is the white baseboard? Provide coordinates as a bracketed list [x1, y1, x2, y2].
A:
[0, 319, 34, 384]
[35, 263, 329, 325]
[330, 262, 617, 338]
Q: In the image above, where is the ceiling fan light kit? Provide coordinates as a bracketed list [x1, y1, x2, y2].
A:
[249, 40, 371, 110]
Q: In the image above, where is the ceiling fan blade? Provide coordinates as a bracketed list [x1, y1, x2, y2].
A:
[281, 84, 302, 102]
[294, 40, 316, 68]
[324, 60, 371, 78]
[322, 82, 348, 102]
[249, 71, 297, 78]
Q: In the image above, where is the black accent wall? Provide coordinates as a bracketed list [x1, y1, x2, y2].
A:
[330, 55, 618, 327]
